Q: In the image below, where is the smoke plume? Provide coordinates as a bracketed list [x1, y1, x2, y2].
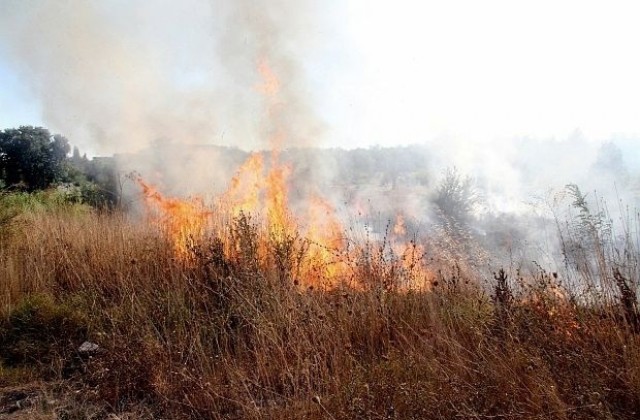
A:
[0, 0, 325, 155]
[2, 0, 639, 273]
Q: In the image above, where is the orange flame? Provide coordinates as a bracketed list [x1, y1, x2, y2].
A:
[138, 174, 435, 289]
[266, 163, 295, 241]
[393, 214, 406, 236]
[138, 179, 211, 261]
[257, 59, 281, 98]
[220, 153, 264, 217]
[390, 213, 433, 290]
[135, 56, 435, 290]
[303, 195, 348, 284]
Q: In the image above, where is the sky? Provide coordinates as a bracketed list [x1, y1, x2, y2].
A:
[1, 0, 640, 156]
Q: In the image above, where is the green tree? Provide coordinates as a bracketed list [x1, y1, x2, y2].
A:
[432, 167, 480, 239]
[0, 126, 71, 190]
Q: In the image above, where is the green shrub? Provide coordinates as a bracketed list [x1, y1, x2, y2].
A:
[0, 190, 91, 238]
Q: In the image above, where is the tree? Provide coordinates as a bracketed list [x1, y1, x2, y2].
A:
[0, 126, 71, 190]
[433, 167, 479, 229]
[591, 141, 629, 183]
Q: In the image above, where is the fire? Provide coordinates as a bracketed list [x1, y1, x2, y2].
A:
[303, 195, 347, 284]
[257, 59, 281, 98]
[138, 172, 434, 289]
[393, 214, 406, 236]
[265, 163, 295, 241]
[389, 214, 433, 290]
[138, 179, 211, 261]
[220, 153, 264, 217]
[256, 57, 296, 240]
[518, 280, 579, 339]
[136, 55, 434, 290]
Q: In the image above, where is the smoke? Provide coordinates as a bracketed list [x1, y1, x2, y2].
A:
[217, 0, 327, 149]
[2, 0, 639, 273]
[0, 0, 334, 201]
[0, 0, 325, 155]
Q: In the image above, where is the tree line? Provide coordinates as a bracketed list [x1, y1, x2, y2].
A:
[0, 126, 118, 207]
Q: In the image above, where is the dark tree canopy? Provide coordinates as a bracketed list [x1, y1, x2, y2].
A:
[0, 126, 71, 190]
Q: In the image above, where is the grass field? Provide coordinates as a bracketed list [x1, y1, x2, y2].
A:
[1, 190, 639, 419]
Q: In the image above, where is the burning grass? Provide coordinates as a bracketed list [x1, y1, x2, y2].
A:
[1, 201, 640, 419]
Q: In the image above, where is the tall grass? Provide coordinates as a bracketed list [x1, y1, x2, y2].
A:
[0, 198, 639, 419]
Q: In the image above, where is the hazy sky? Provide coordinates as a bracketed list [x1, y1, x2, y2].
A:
[1, 0, 639, 154]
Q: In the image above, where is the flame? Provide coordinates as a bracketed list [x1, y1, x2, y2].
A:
[390, 213, 433, 290]
[257, 59, 281, 98]
[138, 173, 435, 289]
[138, 179, 211, 261]
[393, 214, 406, 236]
[265, 163, 296, 241]
[256, 57, 297, 243]
[135, 56, 436, 290]
[397, 241, 432, 291]
[303, 195, 347, 284]
[220, 152, 264, 217]
[517, 278, 579, 338]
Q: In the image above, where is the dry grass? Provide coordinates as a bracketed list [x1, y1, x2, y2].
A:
[1, 206, 640, 419]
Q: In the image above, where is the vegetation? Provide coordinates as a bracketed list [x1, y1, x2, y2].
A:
[0, 195, 639, 419]
[0, 127, 71, 191]
[0, 127, 639, 418]
[0, 126, 119, 208]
